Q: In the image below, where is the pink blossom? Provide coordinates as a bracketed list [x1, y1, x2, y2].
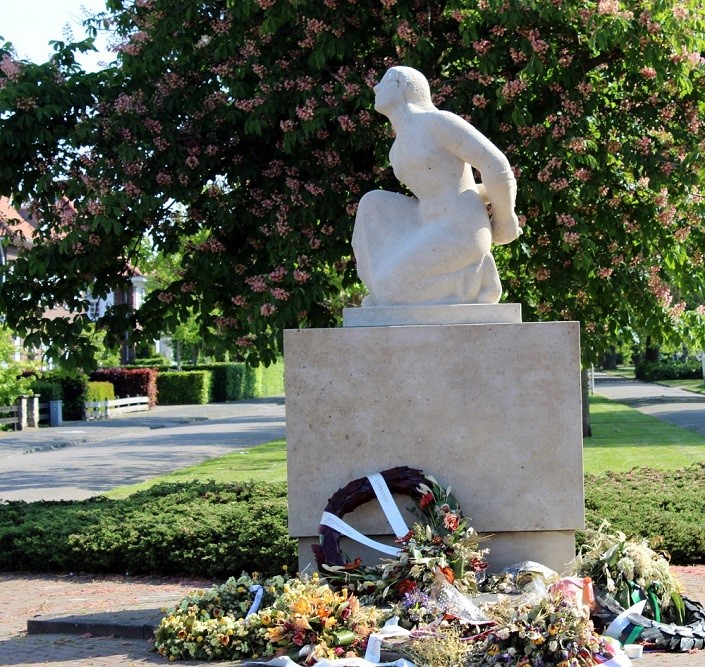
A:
[158, 292, 174, 303]
[271, 288, 290, 301]
[260, 303, 276, 316]
[563, 231, 580, 246]
[640, 67, 657, 80]
[473, 40, 492, 55]
[246, 276, 267, 292]
[0, 54, 22, 81]
[293, 269, 310, 283]
[597, 267, 613, 279]
[231, 295, 247, 307]
[536, 268, 551, 281]
[396, 20, 418, 45]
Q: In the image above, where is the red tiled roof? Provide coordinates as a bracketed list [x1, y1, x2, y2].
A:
[0, 196, 36, 244]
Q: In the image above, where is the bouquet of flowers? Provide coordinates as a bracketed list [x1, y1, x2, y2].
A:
[154, 573, 381, 663]
[572, 523, 684, 623]
[463, 591, 613, 667]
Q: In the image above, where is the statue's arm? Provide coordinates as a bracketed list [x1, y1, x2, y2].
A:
[436, 112, 522, 245]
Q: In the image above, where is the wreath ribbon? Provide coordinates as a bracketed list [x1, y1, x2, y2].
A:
[319, 473, 410, 557]
[320, 512, 401, 557]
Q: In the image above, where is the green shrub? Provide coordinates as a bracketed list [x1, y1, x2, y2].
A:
[41, 372, 89, 420]
[90, 368, 158, 407]
[580, 464, 705, 564]
[0, 481, 296, 577]
[240, 358, 285, 399]
[127, 356, 170, 367]
[157, 371, 211, 405]
[635, 358, 702, 381]
[29, 379, 63, 402]
[86, 381, 116, 403]
[183, 363, 243, 402]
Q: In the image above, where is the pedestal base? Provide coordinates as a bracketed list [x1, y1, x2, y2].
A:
[284, 320, 584, 575]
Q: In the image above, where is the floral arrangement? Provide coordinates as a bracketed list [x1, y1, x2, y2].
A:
[469, 592, 610, 667]
[572, 522, 684, 623]
[320, 472, 489, 613]
[154, 573, 380, 663]
[154, 474, 704, 665]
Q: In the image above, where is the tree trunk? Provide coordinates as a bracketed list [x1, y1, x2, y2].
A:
[581, 368, 592, 438]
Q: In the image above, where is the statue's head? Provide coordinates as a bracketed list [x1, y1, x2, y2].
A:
[373, 66, 434, 115]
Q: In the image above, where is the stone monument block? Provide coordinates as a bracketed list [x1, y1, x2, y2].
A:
[285, 319, 584, 574]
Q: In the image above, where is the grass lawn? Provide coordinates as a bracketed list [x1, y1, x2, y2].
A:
[105, 393, 705, 497]
[105, 438, 287, 499]
[655, 378, 705, 395]
[584, 395, 705, 472]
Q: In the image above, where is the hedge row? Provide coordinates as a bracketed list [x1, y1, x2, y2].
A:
[86, 382, 116, 403]
[635, 358, 703, 382]
[157, 371, 211, 405]
[90, 368, 158, 407]
[0, 466, 702, 577]
[0, 481, 296, 578]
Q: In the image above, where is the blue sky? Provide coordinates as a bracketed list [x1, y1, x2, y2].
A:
[2, 0, 111, 69]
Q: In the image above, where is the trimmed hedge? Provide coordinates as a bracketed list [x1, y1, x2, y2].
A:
[86, 381, 116, 403]
[29, 379, 63, 402]
[635, 358, 702, 382]
[0, 481, 296, 577]
[160, 359, 285, 403]
[157, 370, 212, 405]
[90, 368, 158, 407]
[581, 464, 705, 564]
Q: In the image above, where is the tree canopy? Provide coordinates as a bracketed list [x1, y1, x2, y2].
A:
[1, 0, 704, 369]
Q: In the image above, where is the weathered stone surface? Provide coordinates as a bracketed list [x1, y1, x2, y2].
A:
[285, 322, 584, 573]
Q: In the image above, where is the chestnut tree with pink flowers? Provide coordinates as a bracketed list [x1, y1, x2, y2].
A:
[1, 0, 704, 369]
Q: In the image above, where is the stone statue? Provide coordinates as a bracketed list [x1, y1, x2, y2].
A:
[352, 66, 521, 307]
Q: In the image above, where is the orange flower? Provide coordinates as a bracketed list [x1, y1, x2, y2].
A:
[292, 598, 311, 615]
[440, 566, 455, 583]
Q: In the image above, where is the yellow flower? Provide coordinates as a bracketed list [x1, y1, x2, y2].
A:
[292, 598, 311, 615]
[487, 644, 500, 656]
[324, 617, 337, 629]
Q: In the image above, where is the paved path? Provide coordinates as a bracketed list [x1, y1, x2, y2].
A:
[0, 398, 286, 501]
[593, 372, 705, 437]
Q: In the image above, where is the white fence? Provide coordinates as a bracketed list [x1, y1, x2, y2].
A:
[85, 396, 150, 420]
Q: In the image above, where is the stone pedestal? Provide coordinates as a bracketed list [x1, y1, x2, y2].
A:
[284, 308, 584, 575]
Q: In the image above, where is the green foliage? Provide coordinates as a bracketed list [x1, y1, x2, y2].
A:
[41, 371, 88, 420]
[635, 358, 703, 381]
[126, 356, 169, 367]
[157, 370, 211, 405]
[90, 367, 158, 406]
[184, 363, 244, 402]
[86, 381, 116, 403]
[28, 379, 63, 402]
[0, 481, 297, 577]
[0, 325, 34, 406]
[581, 464, 705, 564]
[0, 1, 703, 369]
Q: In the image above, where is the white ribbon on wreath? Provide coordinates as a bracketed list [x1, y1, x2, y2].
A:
[319, 473, 411, 557]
